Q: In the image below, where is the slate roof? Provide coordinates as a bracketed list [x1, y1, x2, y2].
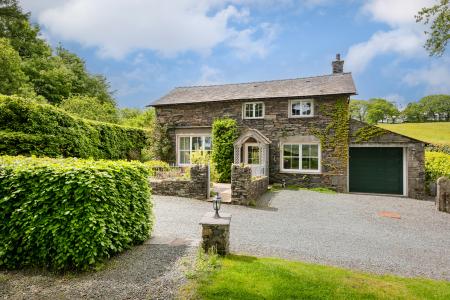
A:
[150, 72, 356, 106]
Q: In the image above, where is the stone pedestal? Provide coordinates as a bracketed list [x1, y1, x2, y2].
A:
[436, 177, 450, 213]
[199, 212, 231, 255]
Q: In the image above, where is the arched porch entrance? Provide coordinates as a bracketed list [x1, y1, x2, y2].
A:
[233, 129, 271, 177]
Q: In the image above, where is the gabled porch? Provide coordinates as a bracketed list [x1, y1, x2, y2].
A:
[233, 128, 271, 177]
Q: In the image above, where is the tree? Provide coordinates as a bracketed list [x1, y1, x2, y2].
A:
[402, 102, 425, 122]
[119, 108, 155, 129]
[419, 94, 450, 121]
[349, 100, 369, 121]
[0, 37, 27, 95]
[365, 98, 399, 124]
[416, 0, 450, 56]
[0, 0, 115, 105]
[59, 95, 118, 123]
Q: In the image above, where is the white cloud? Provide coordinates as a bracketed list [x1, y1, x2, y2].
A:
[346, 28, 425, 73]
[196, 65, 224, 85]
[403, 60, 450, 94]
[362, 0, 434, 27]
[19, 0, 277, 59]
[346, 0, 433, 73]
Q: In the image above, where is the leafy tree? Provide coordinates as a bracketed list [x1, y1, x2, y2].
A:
[419, 94, 450, 121]
[402, 102, 425, 122]
[0, 0, 115, 105]
[416, 0, 450, 56]
[0, 0, 51, 58]
[59, 95, 119, 123]
[119, 108, 155, 129]
[349, 100, 369, 121]
[0, 37, 27, 94]
[212, 118, 238, 182]
[365, 98, 399, 124]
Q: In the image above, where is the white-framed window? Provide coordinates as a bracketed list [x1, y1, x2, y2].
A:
[243, 102, 264, 119]
[289, 99, 314, 117]
[177, 135, 212, 165]
[281, 143, 320, 173]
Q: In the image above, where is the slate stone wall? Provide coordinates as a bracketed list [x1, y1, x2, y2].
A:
[231, 164, 269, 205]
[156, 95, 350, 192]
[149, 165, 209, 200]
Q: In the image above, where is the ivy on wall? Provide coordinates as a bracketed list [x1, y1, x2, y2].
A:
[352, 125, 388, 143]
[309, 98, 349, 173]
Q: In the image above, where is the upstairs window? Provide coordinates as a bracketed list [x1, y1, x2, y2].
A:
[243, 102, 264, 119]
[289, 99, 314, 117]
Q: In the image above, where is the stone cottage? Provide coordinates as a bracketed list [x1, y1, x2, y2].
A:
[150, 55, 425, 199]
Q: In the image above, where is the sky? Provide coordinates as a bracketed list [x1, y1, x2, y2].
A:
[19, 0, 450, 109]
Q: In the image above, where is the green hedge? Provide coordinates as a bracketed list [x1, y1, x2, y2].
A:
[0, 155, 153, 270]
[425, 151, 450, 183]
[212, 118, 238, 182]
[0, 95, 149, 159]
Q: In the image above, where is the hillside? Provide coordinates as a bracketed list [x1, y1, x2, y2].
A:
[377, 122, 450, 145]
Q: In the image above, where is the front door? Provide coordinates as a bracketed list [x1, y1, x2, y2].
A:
[244, 143, 261, 165]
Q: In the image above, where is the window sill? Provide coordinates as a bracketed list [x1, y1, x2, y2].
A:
[243, 117, 265, 120]
[279, 169, 322, 174]
[288, 115, 315, 118]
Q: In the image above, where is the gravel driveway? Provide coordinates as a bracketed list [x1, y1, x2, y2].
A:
[154, 190, 450, 280]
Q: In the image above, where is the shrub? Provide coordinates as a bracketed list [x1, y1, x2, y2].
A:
[426, 144, 450, 154]
[212, 118, 238, 182]
[144, 160, 170, 176]
[0, 155, 153, 271]
[190, 151, 219, 182]
[0, 95, 149, 160]
[425, 151, 450, 183]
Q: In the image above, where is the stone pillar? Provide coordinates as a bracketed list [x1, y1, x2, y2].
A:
[436, 177, 450, 213]
[199, 212, 231, 255]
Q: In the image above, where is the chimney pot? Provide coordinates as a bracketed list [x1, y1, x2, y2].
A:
[332, 53, 344, 74]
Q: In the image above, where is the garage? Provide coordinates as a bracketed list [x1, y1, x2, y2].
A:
[349, 147, 404, 195]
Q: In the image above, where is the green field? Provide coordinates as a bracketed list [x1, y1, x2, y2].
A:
[377, 122, 450, 145]
[194, 255, 450, 300]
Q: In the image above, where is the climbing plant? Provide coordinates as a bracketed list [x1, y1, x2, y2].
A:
[212, 118, 238, 182]
[352, 125, 388, 143]
[309, 98, 349, 173]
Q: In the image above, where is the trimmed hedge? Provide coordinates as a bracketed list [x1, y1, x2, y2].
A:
[212, 118, 238, 182]
[0, 95, 149, 160]
[425, 151, 450, 183]
[0, 155, 153, 270]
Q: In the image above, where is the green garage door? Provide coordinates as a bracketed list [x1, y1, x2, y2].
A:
[349, 147, 403, 195]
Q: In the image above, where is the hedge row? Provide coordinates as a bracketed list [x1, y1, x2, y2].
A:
[0, 95, 149, 160]
[0, 155, 153, 270]
[425, 151, 450, 183]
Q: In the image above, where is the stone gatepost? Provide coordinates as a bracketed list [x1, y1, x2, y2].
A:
[199, 212, 231, 255]
[436, 177, 450, 213]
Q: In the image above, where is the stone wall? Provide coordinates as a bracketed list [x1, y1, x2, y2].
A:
[436, 177, 450, 213]
[149, 165, 209, 200]
[156, 95, 350, 192]
[231, 164, 269, 205]
[350, 119, 426, 199]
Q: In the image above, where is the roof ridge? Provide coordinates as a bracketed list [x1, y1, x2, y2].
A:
[174, 72, 353, 90]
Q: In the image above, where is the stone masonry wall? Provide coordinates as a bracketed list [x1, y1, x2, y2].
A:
[231, 164, 269, 205]
[149, 165, 209, 200]
[436, 177, 450, 213]
[156, 95, 350, 192]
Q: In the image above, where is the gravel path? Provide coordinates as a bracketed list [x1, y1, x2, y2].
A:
[1, 239, 198, 300]
[153, 191, 450, 280]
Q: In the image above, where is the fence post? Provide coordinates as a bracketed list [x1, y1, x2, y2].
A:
[436, 177, 450, 213]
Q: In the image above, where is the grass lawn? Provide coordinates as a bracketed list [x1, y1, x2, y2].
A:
[378, 122, 450, 145]
[193, 255, 450, 300]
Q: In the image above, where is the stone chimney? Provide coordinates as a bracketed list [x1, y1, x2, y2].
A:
[332, 53, 344, 74]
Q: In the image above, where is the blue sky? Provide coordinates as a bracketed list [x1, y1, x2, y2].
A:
[20, 0, 450, 108]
